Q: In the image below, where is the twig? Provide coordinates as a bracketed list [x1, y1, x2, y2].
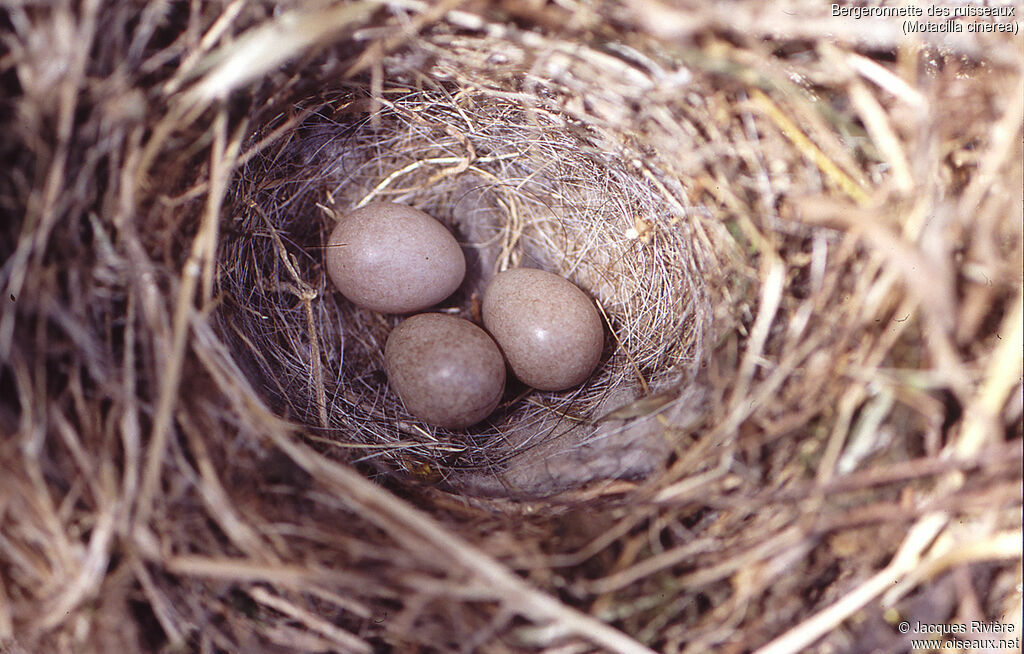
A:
[749, 89, 870, 206]
[264, 426, 658, 654]
[753, 513, 948, 654]
[249, 587, 372, 654]
[136, 109, 239, 526]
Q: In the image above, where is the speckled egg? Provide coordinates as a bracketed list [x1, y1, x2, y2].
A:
[326, 202, 466, 313]
[482, 268, 604, 391]
[385, 313, 506, 429]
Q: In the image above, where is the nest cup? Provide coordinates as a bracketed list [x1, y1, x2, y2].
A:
[221, 78, 713, 490]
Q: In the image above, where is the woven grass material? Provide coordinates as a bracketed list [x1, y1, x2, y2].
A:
[1, 2, 1021, 653]
[224, 85, 711, 492]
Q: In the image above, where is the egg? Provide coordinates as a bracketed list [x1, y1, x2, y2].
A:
[326, 202, 466, 313]
[385, 313, 506, 429]
[482, 268, 604, 391]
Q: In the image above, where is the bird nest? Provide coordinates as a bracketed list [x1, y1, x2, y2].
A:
[1, 2, 1021, 653]
[221, 83, 712, 493]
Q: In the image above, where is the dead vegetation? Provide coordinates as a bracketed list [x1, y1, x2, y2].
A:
[0, 1, 1021, 653]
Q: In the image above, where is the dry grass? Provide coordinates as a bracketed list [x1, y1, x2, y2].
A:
[1, 1, 1021, 653]
[220, 84, 711, 491]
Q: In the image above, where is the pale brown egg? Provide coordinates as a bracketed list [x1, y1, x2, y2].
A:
[482, 268, 604, 391]
[326, 202, 466, 313]
[385, 313, 506, 429]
